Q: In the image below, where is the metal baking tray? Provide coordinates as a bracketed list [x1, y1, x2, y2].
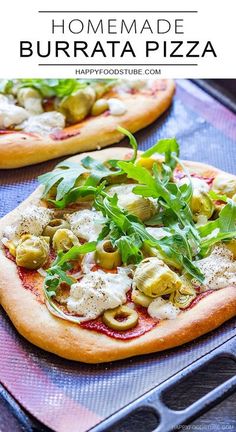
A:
[0, 79, 235, 432]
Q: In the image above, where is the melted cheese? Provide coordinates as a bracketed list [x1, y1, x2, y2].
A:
[66, 209, 104, 241]
[195, 245, 236, 291]
[107, 98, 127, 116]
[67, 269, 132, 321]
[19, 111, 65, 135]
[148, 297, 180, 320]
[4, 205, 53, 239]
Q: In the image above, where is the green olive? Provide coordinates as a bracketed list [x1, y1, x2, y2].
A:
[52, 228, 80, 252]
[43, 218, 70, 240]
[16, 235, 49, 269]
[59, 87, 96, 124]
[95, 240, 121, 269]
[91, 99, 109, 116]
[102, 305, 138, 331]
[131, 287, 152, 308]
[190, 191, 214, 222]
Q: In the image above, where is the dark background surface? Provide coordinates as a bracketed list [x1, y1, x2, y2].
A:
[0, 79, 235, 432]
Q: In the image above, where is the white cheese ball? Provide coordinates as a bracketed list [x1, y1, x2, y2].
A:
[148, 297, 180, 320]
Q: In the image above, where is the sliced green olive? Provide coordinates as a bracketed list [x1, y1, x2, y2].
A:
[95, 240, 121, 269]
[131, 287, 152, 308]
[91, 99, 109, 116]
[52, 228, 80, 252]
[16, 234, 49, 269]
[43, 218, 70, 240]
[190, 191, 214, 222]
[102, 305, 138, 331]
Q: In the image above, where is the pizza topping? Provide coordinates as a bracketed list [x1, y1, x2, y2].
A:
[19, 111, 66, 135]
[43, 218, 70, 240]
[148, 297, 180, 320]
[17, 87, 43, 115]
[102, 305, 138, 331]
[3, 205, 53, 240]
[58, 87, 96, 123]
[66, 209, 104, 241]
[195, 245, 236, 291]
[107, 184, 157, 221]
[95, 240, 121, 270]
[91, 99, 109, 116]
[133, 257, 182, 297]
[0, 99, 29, 128]
[52, 228, 80, 252]
[107, 98, 127, 116]
[0, 79, 120, 132]
[131, 286, 152, 308]
[66, 269, 132, 321]
[15, 234, 50, 270]
[212, 174, 236, 198]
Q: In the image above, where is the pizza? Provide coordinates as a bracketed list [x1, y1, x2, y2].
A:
[0, 131, 236, 363]
[0, 78, 175, 169]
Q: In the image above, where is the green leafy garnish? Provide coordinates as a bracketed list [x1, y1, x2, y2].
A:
[38, 161, 87, 201]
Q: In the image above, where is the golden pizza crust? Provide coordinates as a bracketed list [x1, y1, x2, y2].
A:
[0, 147, 235, 363]
[0, 80, 175, 169]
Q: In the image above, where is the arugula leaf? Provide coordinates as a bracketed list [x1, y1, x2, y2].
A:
[38, 162, 87, 201]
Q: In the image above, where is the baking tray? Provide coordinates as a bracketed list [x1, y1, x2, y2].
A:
[0, 79, 235, 432]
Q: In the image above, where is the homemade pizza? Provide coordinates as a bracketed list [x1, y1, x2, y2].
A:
[0, 78, 174, 168]
[0, 130, 236, 363]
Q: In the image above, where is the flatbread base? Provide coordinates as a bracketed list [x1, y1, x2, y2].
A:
[0, 148, 235, 363]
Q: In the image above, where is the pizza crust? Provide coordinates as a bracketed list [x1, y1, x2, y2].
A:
[0, 147, 235, 363]
[0, 80, 175, 169]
